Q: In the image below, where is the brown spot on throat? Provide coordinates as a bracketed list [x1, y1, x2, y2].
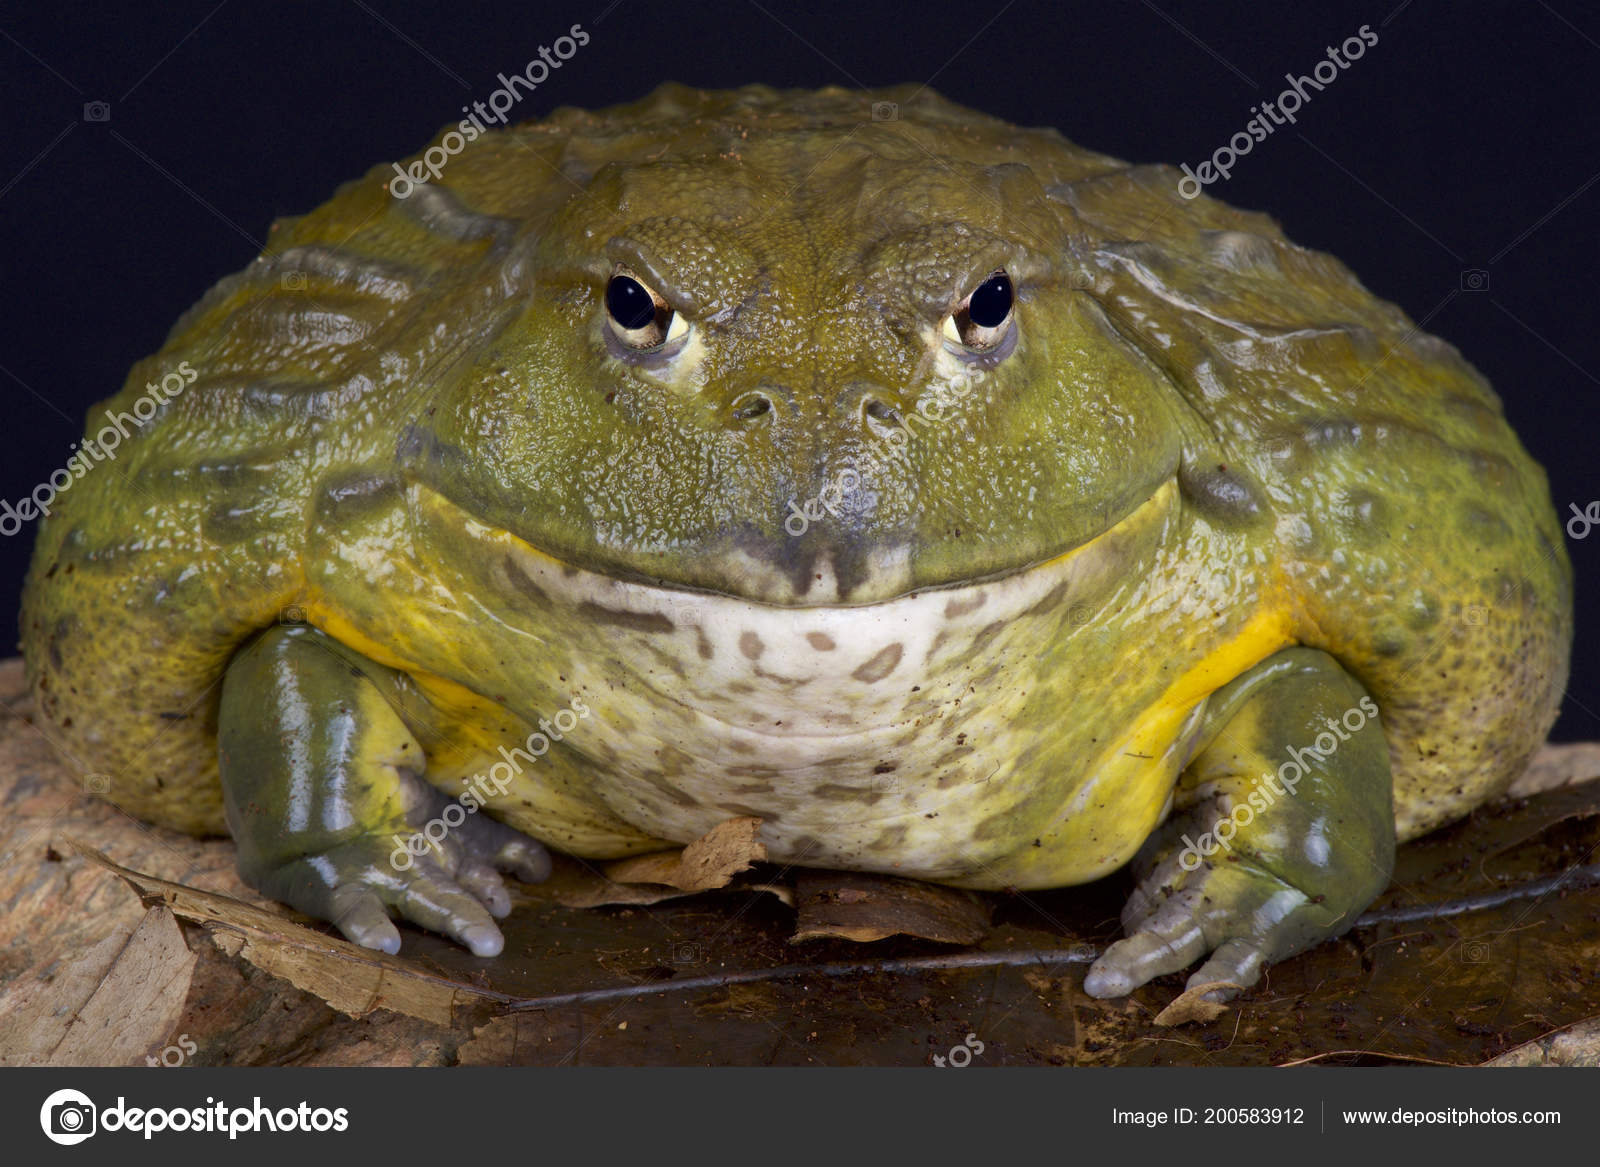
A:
[852, 642, 904, 683]
[945, 592, 986, 618]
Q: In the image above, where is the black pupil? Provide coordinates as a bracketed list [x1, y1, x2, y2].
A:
[967, 273, 1012, 329]
[606, 276, 657, 330]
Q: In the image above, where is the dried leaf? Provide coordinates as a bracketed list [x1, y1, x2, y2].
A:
[1, 906, 196, 1066]
[603, 816, 766, 890]
[1491, 787, 1600, 861]
[1508, 742, 1600, 796]
[790, 870, 990, 944]
[553, 878, 795, 910]
[550, 879, 705, 909]
[1483, 1016, 1600, 1066]
[70, 842, 507, 1026]
[1153, 981, 1236, 1027]
[744, 882, 796, 908]
[545, 815, 776, 907]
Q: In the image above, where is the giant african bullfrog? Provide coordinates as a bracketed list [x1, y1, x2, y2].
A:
[19, 83, 1572, 999]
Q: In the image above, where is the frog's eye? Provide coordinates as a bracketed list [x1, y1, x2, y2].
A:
[605, 267, 688, 350]
[942, 269, 1014, 351]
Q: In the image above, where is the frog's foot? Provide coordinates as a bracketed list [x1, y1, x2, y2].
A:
[1082, 805, 1369, 1000]
[218, 624, 551, 958]
[1083, 648, 1397, 1000]
[253, 771, 552, 957]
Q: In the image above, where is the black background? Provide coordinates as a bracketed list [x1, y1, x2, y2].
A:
[0, 0, 1593, 738]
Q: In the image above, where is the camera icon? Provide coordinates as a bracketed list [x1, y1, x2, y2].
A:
[1066, 604, 1093, 627]
[82, 101, 111, 122]
[871, 101, 900, 122]
[1462, 604, 1488, 627]
[40, 1089, 97, 1145]
[1460, 268, 1490, 292]
[51, 1101, 94, 1134]
[670, 940, 703, 965]
[1461, 940, 1490, 963]
[279, 604, 306, 625]
[82, 772, 111, 795]
[280, 271, 308, 291]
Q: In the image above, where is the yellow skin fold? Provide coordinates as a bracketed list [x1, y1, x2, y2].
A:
[20, 84, 1571, 992]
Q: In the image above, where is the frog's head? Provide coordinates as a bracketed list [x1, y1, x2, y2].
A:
[401, 83, 1193, 604]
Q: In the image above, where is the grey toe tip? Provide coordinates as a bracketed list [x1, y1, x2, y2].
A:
[362, 932, 401, 956]
[1082, 966, 1129, 999]
[462, 924, 504, 957]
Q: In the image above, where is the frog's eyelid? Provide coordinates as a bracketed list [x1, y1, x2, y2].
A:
[603, 242, 706, 316]
[609, 263, 666, 305]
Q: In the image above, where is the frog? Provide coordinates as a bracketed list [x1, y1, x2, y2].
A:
[20, 83, 1572, 1000]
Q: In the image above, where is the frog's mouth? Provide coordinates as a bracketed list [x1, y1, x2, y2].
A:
[396, 417, 1176, 606]
[397, 477, 1179, 742]
[414, 471, 1174, 611]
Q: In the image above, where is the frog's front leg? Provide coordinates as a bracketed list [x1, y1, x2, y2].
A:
[218, 624, 551, 956]
[1084, 647, 1395, 1000]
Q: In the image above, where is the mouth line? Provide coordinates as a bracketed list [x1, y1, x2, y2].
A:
[425, 476, 1173, 611]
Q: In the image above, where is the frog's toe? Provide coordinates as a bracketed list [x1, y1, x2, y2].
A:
[456, 812, 553, 885]
[1083, 923, 1210, 999]
[455, 858, 513, 918]
[327, 883, 402, 955]
[1182, 938, 1268, 1002]
[387, 864, 507, 956]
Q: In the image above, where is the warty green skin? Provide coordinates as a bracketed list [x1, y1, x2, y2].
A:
[20, 84, 1571, 994]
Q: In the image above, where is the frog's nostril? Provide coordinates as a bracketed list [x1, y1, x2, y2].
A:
[862, 397, 900, 425]
[729, 392, 773, 422]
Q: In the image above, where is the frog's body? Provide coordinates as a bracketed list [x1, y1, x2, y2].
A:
[21, 84, 1570, 995]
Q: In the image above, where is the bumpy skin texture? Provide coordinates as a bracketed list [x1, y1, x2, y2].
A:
[20, 84, 1571, 990]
